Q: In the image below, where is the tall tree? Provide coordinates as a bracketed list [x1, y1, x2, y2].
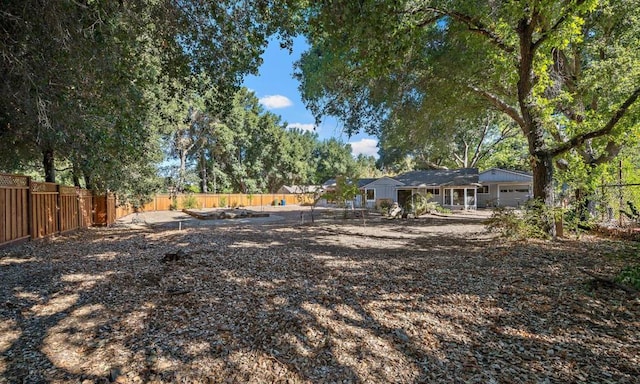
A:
[294, 0, 640, 206]
[1, 0, 299, 192]
[313, 138, 357, 183]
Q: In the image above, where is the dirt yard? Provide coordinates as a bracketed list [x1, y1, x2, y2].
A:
[1, 211, 639, 383]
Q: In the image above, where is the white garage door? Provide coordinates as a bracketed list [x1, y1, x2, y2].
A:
[499, 185, 530, 207]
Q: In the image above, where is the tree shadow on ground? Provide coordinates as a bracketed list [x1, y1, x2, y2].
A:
[0, 221, 638, 383]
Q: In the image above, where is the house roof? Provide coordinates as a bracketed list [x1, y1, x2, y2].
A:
[322, 178, 381, 189]
[357, 178, 379, 188]
[279, 185, 322, 194]
[395, 168, 479, 187]
[479, 168, 533, 183]
[479, 167, 532, 178]
[359, 176, 404, 189]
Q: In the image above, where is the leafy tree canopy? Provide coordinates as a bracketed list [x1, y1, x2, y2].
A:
[294, 0, 640, 206]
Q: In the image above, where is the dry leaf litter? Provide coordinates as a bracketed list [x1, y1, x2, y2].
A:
[0, 213, 638, 383]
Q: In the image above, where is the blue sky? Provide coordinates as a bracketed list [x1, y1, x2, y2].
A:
[242, 36, 380, 158]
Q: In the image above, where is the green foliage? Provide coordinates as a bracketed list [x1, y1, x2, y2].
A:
[376, 199, 393, 215]
[615, 265, 640, 290]
[486, 200, 557, 240]
[485, 208, 528, 239]
[295, 0, 640, 207]
[404, 193, 437, 216]
[620, 201, 640, 223]
[0, 0, 303, 191]
[181, 194, 198, 210]
[169, 196, 178, 211]
[323, 175, 360, 208]
[219, 196, 228, 208]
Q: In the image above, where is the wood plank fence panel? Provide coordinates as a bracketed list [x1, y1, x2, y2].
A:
[0, 174, 31, 246]
[78, 190, 93, 228]
[59, 186, 79, 233]
[107, 193, 116, 225]
[93, 195, 108, 226]
[31, 181, 59, 239]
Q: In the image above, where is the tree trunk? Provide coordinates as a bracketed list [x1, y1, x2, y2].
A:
[84, 173, 94, 191]
[42, 148, 55, 183]
[179, 148, 187, 193]
[199, 153, 208, 193]
[530, 152, 554, 206]
[72, 162, 82, 187]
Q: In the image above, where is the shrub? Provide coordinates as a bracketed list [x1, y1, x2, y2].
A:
[620, 201, 640, 224]
[616, 265, 640, 290]
[378, 199, 392, 214]
[485, 199, 556, 239]
[219, 196, 227, 207]
[404, 193, 437, 216]
[485, 207, 525, 239]
[181, 194, 198, 209]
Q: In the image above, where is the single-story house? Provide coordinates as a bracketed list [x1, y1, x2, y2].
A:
[394, 168, 480, 210]
[319, 167, 533, 210]
[477, 168, 533, 208]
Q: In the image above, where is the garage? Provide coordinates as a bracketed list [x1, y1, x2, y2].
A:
[498, 184, 531, 208]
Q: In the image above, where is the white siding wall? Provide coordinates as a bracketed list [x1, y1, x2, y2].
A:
[363, 177, 401, 208]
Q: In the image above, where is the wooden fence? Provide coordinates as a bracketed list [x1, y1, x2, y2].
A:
[114, 193, 314, 217]
[2, 171, 315, 248]
[1, 174, 114, 248]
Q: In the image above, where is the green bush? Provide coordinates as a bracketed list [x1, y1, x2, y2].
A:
[181, 194, 198, 209]
[435, 205, 451, 215]
[219, 196, 227, 207]
[404, 193, 435, 216]
[378, 199, 392, 215]
[169, 196, 178, 211]
[485, 199, 555, 239]
[485, 207, 524, 239]
[615, 265, 640, 290]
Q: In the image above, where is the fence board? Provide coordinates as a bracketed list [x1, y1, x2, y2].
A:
[78, 190, 93, 228]
[0, 174, 30, 246]
[30, 182, 59, 239]
[59, 186, 79, 233]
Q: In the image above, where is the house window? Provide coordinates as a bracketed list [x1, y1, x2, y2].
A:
[452, 188, 465, 205]
[467, 188, 476, 205]
[426, 188, 440, 195]
[444, 189, 452, 205]
[365, 189, 375, 201]
[478, 185, 489, 194]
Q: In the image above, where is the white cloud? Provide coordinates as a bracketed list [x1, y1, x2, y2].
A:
[259, 95, 293, 109]
[287, 123, 315, 132]
[349, 138, 379, 158]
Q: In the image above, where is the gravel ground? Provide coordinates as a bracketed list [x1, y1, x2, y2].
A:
[1, 211, 638, 383]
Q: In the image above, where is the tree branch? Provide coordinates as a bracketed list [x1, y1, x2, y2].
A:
[468, 85, 526, 129]
[550, 86, 640, 157]
[421, 7, 516, 54]
[533, 0, 587, 51]
[469, 118, 490, 166]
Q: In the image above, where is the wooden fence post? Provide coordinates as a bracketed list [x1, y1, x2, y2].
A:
[26, 176, 32, 241]
[56, 184, 62, 236]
